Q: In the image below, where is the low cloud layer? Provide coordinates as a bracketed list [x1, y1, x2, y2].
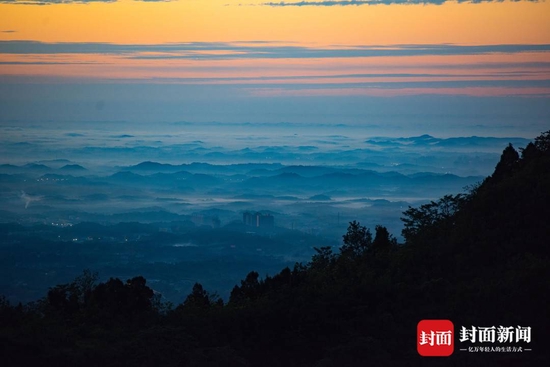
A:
[1, 41, 549, 60]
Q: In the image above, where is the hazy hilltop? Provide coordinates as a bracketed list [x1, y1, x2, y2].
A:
[0, 121, 531, 175]
[1, 131, 548, 366]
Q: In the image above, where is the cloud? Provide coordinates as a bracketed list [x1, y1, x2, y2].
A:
[260, 0, 537, 6]
[0, 0, 538, 5]
[20, 191, 42, 209]
[1, 41, 549, 60]
[0, 0, 177, 3]
[1, 30, 18, 33]
[0, 61, 101, 65]
[0, 0, 116, 5]
[100, 71, 548, 84]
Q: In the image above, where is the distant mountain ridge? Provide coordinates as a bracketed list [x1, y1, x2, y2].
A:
[366, 134, 531, 149]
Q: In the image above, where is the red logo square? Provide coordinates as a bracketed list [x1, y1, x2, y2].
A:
[417, 319, 454, 357]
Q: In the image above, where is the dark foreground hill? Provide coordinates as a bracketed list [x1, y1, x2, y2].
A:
[1, 132, 549, 367]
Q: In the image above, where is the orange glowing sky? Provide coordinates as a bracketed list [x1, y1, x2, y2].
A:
[1, 1, 549, 45]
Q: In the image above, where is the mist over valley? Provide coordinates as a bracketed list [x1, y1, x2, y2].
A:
[0, 121, 530, 304]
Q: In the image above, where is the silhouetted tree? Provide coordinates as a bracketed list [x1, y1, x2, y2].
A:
[341, 221, 372, 257]
[45, 269, 98, 316]
[125, 276, 155, 313]
[181, 283, 211, 310]
[491, 143, 519, 181]
[310, 246, 336, 270]
[372, 225, 396, 253]
[534, 129, 550, 152]
[401, 194, 464, 244]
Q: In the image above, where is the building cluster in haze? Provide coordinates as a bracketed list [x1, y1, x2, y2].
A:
[243, 211, 274, 228]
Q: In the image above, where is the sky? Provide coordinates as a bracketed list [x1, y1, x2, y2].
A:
[1, 0, 549, 137]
